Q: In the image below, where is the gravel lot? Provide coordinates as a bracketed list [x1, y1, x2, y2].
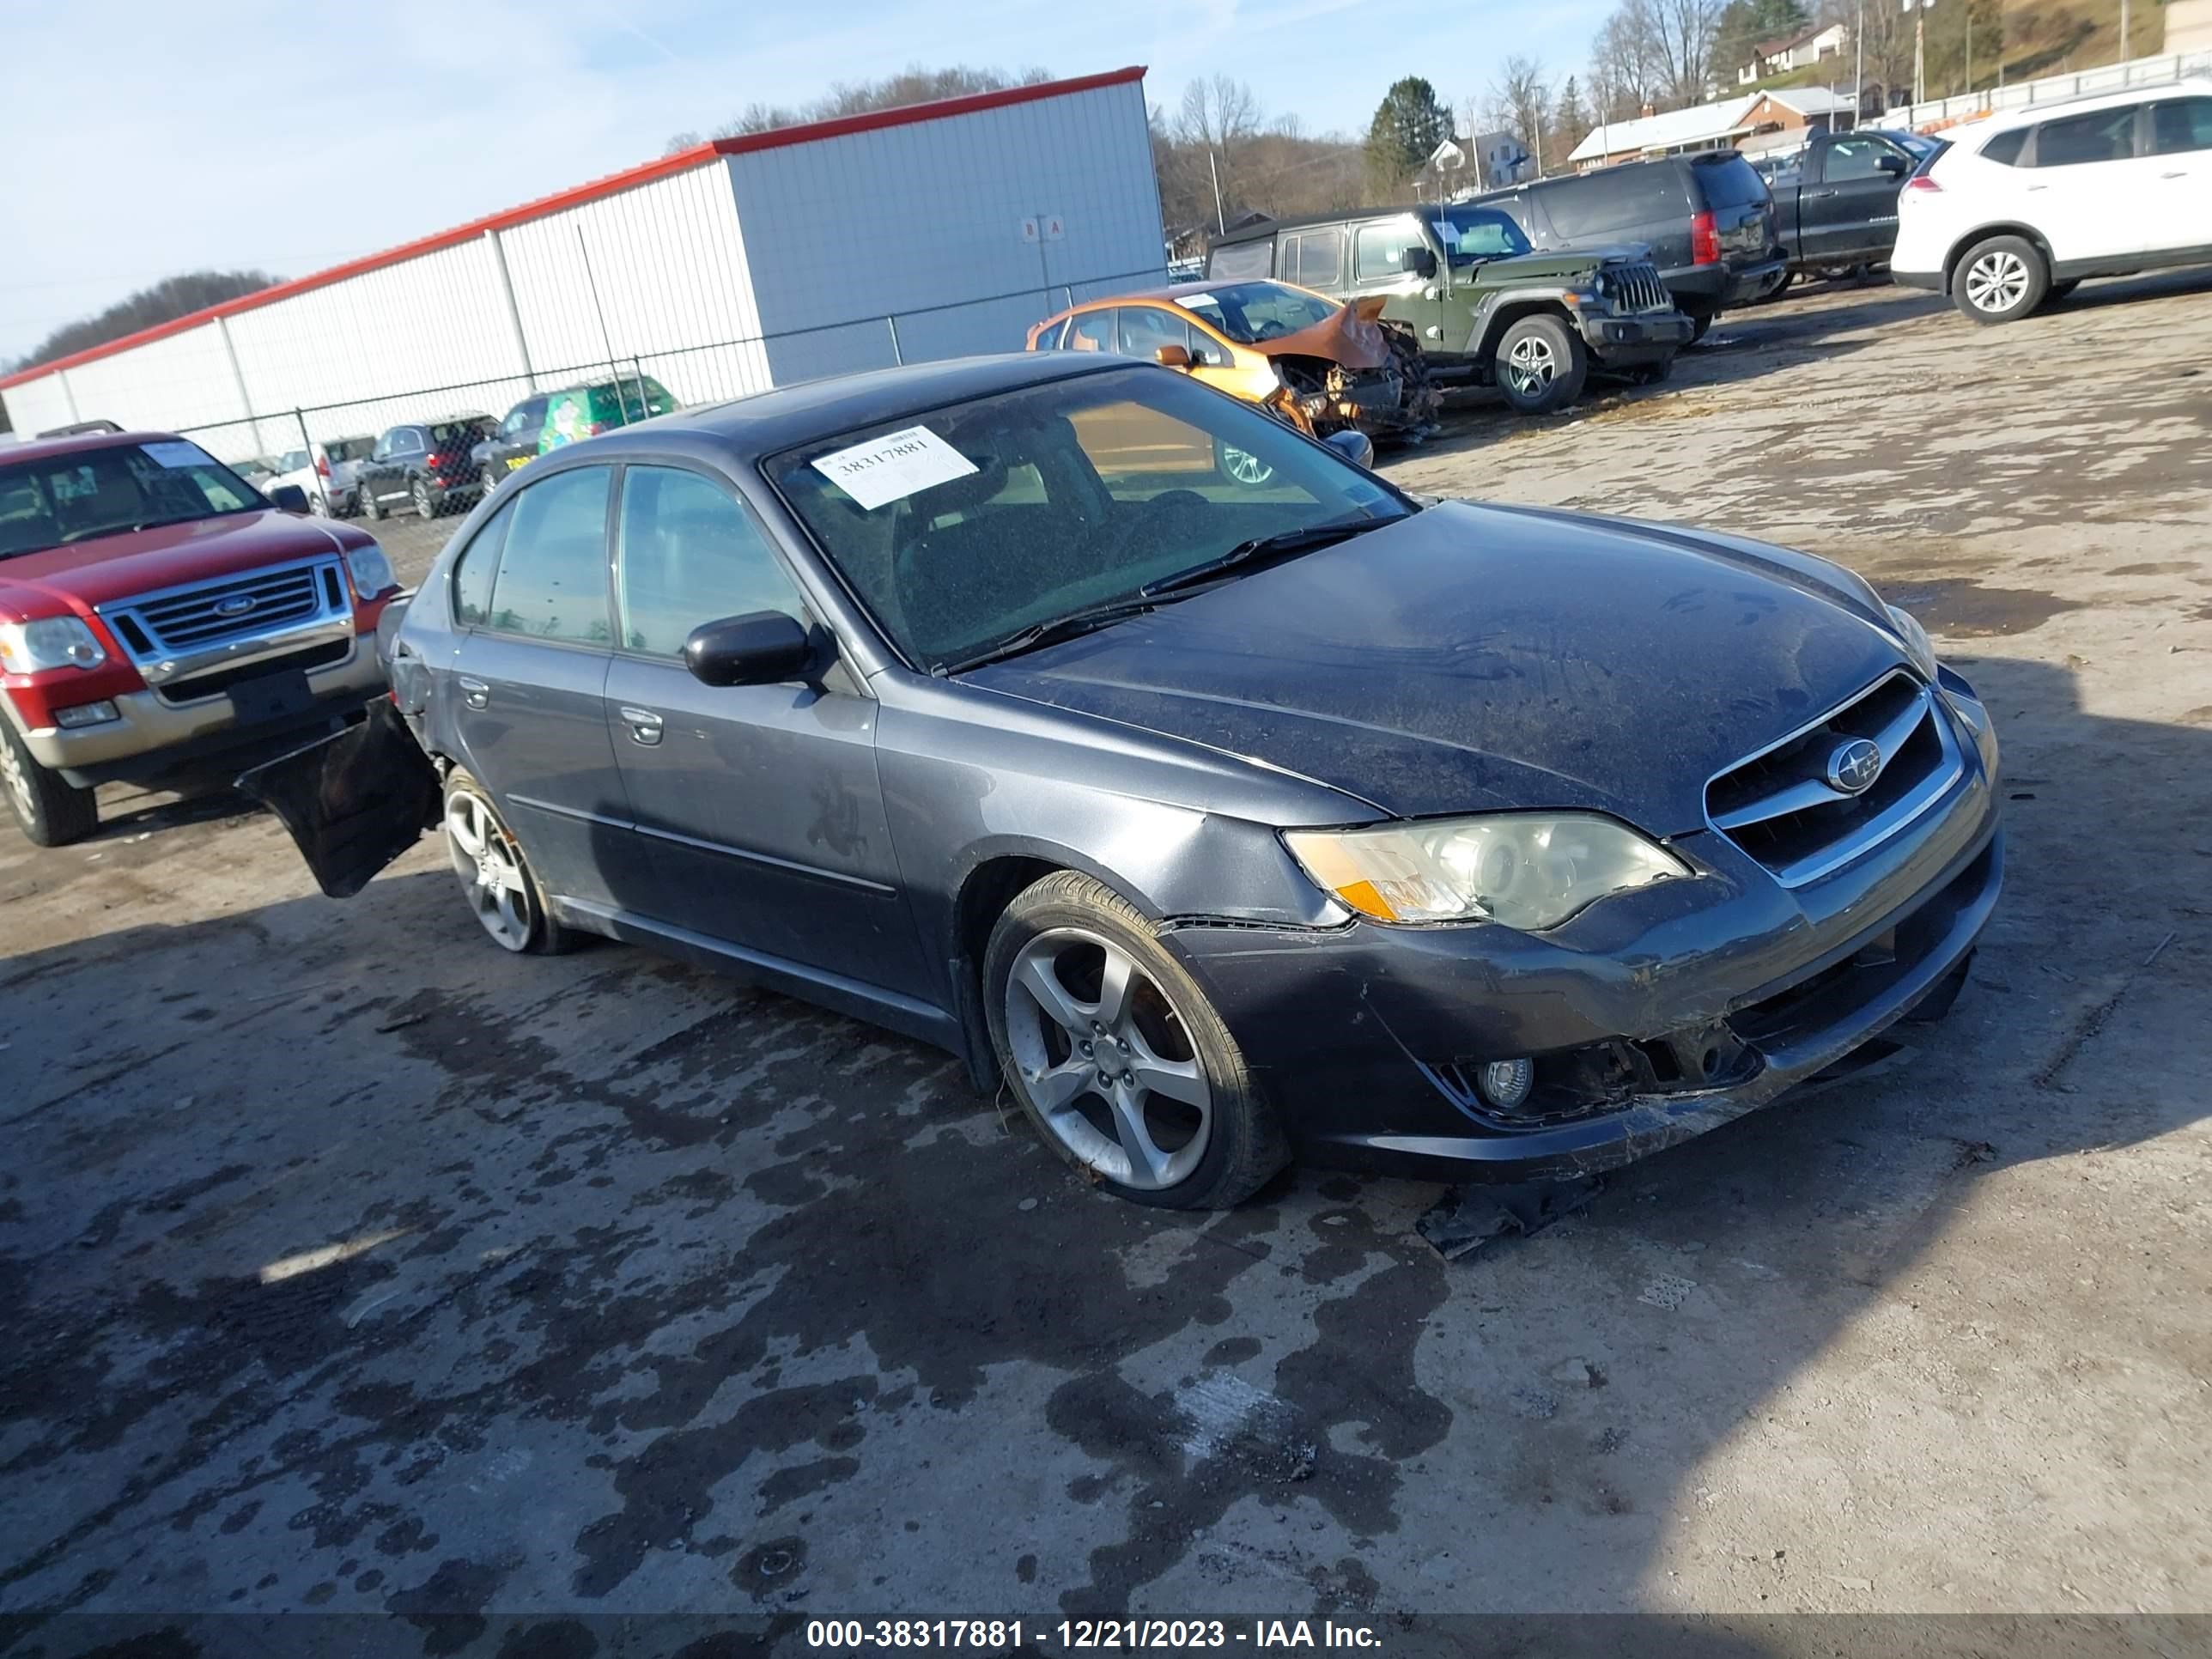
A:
[5, 274, 2212, 1646]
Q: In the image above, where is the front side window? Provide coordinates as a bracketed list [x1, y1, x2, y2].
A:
[1354, 221, 1420, 282]
[483, 466, 612, 644]
[1065, 310, 1115, 353]
[2032, 107, 2138, 167]
[1823, 136, 1904, 181]
[616, 467, 804, 657]
[2149, 97, 2212, 155]
[1425, 206, 1533, 261]
[1115, 306, 1194, 361]
[502, 398, 549, 438]
[768, 367, 1408, 673]
[0, 441, 259, 559]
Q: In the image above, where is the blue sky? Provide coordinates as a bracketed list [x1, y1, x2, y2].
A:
[1, 0, 1613, 362]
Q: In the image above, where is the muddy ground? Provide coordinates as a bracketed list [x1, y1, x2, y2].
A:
[4, 275, 2211, 1650]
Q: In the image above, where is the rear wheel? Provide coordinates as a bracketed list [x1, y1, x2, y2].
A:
[442, 769, 574, 954]
[985, 871, 1285, 1209]
[1493, 313, 1588, 415]
[411, 477, 435, 519]
[0, 720, 99, 848]
[1953, 235, 2047, 325]
[360, 482, 383, 521]
[1214, 439, 1275, 486]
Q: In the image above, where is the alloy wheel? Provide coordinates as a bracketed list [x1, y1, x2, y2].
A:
[413, 480, 434, 519]
[1219, 446, 1274, 486]
[1966, 250, 2029, 316]
[1003, 927, 1212, 1190]
[0, 737, 33, 824]
[445, 788, 533, 951]
[1506, 335, 1558, 395]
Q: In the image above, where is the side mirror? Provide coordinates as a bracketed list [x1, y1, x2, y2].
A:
[1323, 429, 1376, 469]
[1153, 343, 1192, 368]
[1878, 152, 1910, 176]
[1406, 246, 1438, 279]
[268, 483, 312, 514]
[684, 611, 818, 687]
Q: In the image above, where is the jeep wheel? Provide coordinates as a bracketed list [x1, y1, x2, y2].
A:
[1953, 235, 2046, 325]
[1494, 314, 1588, 415]
[1, 720, 99, 848]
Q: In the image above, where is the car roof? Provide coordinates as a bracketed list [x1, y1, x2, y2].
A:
[1209, 205, 1435, 246]
[1972, 75, 2211, 136]
[572, 352, 1141, 465]
[0, 429, 187, 465]
[1054, 278, 1311, 316]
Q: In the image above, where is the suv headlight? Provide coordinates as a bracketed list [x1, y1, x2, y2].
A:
[0, 615, 106, 673]
[344, 542, 397, 599]
[1886, 602, 1938, 678]
[1285, 813, 1688, 930]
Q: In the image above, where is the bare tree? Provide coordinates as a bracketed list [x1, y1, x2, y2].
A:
[1590, 0, 1722, 114]
[1485, 54, 1556, 168]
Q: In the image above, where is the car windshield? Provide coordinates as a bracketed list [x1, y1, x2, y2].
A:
[1176, 282, 1341, 343]
[769, 366, 1412, 673]
[0, 441, 263, 560]
[1424, 206, 1531, 264]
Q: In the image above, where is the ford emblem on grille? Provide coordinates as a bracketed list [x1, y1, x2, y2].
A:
[214, 594, 258, 618]
[1827, 738, 1883, 795]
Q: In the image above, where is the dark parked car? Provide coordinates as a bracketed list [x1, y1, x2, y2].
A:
[1473, 152, 1788, 337]
[245, 354, 2002, 1209]
[471, 377, 683, 496]
[357, 416, 499, 520]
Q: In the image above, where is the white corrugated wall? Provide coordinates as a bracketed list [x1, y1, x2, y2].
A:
[731, 78, 1164, 386]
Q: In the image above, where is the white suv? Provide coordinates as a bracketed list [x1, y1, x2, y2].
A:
[1892, 80, 2212, 323]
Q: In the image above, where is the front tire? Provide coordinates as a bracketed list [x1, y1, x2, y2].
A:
[442, 769, 574, 955]
[1493, 313, 1589, 415]
[1953, 235, 2047, 325]
[1, 720, 99, 848]
[984, 870, 1285, 1209]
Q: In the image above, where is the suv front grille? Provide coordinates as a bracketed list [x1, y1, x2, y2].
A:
[102, 560, 348, 660]
[1705, 671, 1964, 888]
[1607, 261, 1672, 313]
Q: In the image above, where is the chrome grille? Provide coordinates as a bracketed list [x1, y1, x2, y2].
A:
[102, 559, 347, 661]
[1705, 671, 1964, 888]
[1607, 261, 1672, 314]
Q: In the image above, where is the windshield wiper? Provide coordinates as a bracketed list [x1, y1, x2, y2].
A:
[1142, 514, 1401, 597]
[939, 596, 1165, 674]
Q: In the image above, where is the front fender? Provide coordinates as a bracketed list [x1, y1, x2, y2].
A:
[1465, 289, 1573, 357]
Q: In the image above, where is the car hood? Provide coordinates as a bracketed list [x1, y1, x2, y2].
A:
[0, 510, 373, 614]
[962, 501, 1907, 834]
[1473, 246, 1648, 283]
[1248, 300, 1394, 370]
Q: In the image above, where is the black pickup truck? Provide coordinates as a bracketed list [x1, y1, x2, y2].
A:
[1755, 128, 1943, 280]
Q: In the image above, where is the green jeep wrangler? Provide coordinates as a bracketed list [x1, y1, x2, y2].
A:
[1206, 204, 1692, 415]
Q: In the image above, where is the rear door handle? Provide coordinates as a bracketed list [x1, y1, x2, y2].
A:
[619, 706, 665, 746]
[2161, 170, 2188, 179]
[457, 676, 489, 709]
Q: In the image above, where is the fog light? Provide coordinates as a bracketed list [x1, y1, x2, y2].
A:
[54, 700, 119, 729]
[1476, 1058, 1535, 1112]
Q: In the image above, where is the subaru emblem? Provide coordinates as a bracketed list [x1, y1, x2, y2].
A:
[214, 594, 257, 618]
[1826, 738, 1882, 795]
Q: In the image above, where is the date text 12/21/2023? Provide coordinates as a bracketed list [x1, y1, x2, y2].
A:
[805, 1620, 1387, 1650]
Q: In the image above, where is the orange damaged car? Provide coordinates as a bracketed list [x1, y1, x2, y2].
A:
[1025, 281, 1439, 445]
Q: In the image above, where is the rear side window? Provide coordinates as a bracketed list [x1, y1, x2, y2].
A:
[1978, 127, 2028, 167]
[1540, 166, 1678, 239]
[1206, 239, 1273, 281]
[2149, 97, 2212, 155]
[452, 497, 514, 626]
[2031, 106, 2138, 167]
[1030, 317, 1066, 349]
[1688, 154, 1771, 208]
[1115, 306, 1194, 360]
[1066, 310, 1115, 353]
[616, 467, 805, 658]
[1285, 228, 1344, 289]
[484, 466, 612, 644]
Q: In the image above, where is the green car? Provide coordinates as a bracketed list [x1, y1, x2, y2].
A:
[1206, 204, 1692, 415]
[475, 374, 681, 493]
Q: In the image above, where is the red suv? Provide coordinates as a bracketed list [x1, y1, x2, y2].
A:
[0, 429, 399, 846]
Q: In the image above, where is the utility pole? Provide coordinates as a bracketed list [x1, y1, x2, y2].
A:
[1911, 0, 1930, 107]
[1207, 148, 1225, 235]
[1854, 0, 1865, 125]
[1966, 2, 1973, 94]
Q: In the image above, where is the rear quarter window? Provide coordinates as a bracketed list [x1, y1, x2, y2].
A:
[1539, 165, 1682, 240]
[1687, 153, 1771, 209]
[1206, 239, 1273, 281]
[1978, 127, 2028, 167]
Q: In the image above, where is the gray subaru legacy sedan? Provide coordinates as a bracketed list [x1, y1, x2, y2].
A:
[245, 352, 2002, 1209]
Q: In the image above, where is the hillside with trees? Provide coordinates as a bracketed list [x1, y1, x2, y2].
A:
[10, 270, 282, 380]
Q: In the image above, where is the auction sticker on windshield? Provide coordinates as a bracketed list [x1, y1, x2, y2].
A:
[142, 441, 217, 470]
[812, 426, 977, 512]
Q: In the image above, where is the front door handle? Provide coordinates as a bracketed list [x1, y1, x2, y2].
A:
[2161, 171, 2188, 179]
[457, 675, 489, 709]
[619, 706, 665, 746]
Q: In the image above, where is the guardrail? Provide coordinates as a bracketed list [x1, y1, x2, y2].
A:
[1870, 49, 2212, 133]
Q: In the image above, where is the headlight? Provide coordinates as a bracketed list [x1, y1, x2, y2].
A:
[345, 543, 397, 599]
[0, 615, 106, 673]
[1886, 602, 1938, 678]
[1284, 812, 1689, 931]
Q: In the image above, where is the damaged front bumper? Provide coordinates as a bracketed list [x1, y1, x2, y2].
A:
[1166, 732, 2002, 1182]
